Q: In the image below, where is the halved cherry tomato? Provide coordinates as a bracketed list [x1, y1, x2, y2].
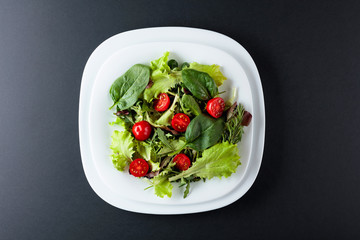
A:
[206, 97, 225, 118]
[171, 113, 190, 132]
[132, 121, 152, 141]
[173, 154, 191, 171]
[153, 93, 170, 112]
[129, 158, 149, 177]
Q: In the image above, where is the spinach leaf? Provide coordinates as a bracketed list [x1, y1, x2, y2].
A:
[181, 69, 218, 100]
[109, 64, 150, 110]
[185, 114, 224, 151]
[181, 94, 202, 116]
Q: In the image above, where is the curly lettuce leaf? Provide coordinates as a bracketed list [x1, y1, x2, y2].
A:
[150, 51, 171, 76]
[149, 162, 175, 198]
[110, 130, 135, 171]
[144, 52, 181, 101]
[152, 174, 173, 198]
[189, 62, 226, 87]
[144, 74, 181, 102]
[169, 142, 240, 181]
[109, 117, 126, 128]
[148, 160, 160, 171]
[136, 141, 152, 160]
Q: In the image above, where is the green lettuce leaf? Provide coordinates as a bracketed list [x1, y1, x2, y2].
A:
[148, 160, 160, 171]
[136, 141, 152, 160]
[109, 117, 126, 129]
[149, 162, 175, 198]
[150, 51, 171, 76]
[189, 62, 227, 87]
[110, 130, 135, 171]
[169, 142, 240, 181]
[144, 52, 181, 101]
[143, 74, 181, 101]
[135, 141, 159, 171]
[152, 174, 173, 198]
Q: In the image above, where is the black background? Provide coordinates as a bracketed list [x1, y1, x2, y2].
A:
[1, 0, 359, 239]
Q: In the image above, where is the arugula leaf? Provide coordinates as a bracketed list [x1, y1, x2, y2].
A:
[179, 178, 191, 198]
[183, 181, 190, 198]
[110, 130, 135, 171]
[109, 64, 150, 110]
[185, 114, 225, 151]
[189, 62, 227, 87]
[169, 142, 240, 181]
[156, 128, 174, 151]
[158, 138, 186, 155]
[130, 102, 146, 122]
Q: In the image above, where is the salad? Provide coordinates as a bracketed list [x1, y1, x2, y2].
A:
[108, 52, 252, 198]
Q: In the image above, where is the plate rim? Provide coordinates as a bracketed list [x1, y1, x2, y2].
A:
[79, 27, 265, 214]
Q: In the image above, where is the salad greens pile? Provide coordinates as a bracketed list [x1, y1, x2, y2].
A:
[109, 52, 251, 198]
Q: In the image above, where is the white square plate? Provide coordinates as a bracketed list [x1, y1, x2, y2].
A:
[79, 27, 265, 214]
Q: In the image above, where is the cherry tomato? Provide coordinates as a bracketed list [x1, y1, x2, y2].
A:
[132, 121, 152, 141]
[153, 93, 170, 112]
[129, 158, 149, 177]
[171, 113, 190, 132]
[173, 154, 191, 171]
[206, 97, 225, 118]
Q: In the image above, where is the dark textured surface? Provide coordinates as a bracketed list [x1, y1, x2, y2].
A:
[1, 0, 359, 239]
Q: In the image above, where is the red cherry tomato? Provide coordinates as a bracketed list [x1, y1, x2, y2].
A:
[129, 158, 149, 177]
[206, 97, 225, 118]
[132, 121, 152, 141]
[173, 154, 191, 171]
[171, 113, 190, 132]
[153, 93, 170, 112]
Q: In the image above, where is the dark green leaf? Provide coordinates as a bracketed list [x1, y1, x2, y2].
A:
[109, 64, 150, 110]
[180, 62, 190, 70]
[181, 94, 202, 116]
[167, 59, 178, 70]
[183, 181, 190, 198]
[156, 128, 175, 151]
[185, 114, 224, 151]
[181, 69, 218, 100]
